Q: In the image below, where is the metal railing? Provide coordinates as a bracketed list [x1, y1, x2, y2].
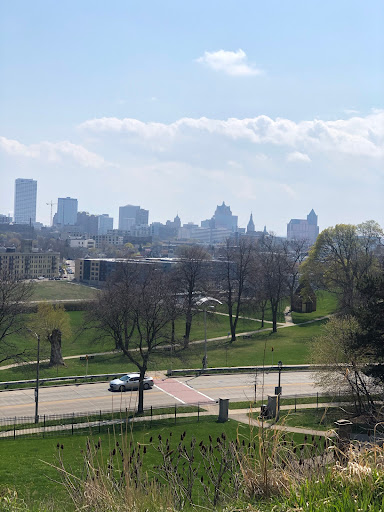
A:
[0, 400, 216, 439]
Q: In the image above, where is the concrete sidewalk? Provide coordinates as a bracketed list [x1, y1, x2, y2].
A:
[0, 402, 338, 439]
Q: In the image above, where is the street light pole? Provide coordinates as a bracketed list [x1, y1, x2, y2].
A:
[197, 296, 222, 371]
[203, 308, 207, 369]
[275, 360, 283, 396]
[34, 333, 40, 424]
[27, 329, 40, 424]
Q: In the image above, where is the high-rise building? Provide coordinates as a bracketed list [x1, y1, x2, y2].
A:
[287, 209, 319, 244]
[119, 205, 149, 231]
[76, 211, 99, 235]
[14, 178, 37, 224]
[97, 214, 113, 235]
[54, 197, 78, 226]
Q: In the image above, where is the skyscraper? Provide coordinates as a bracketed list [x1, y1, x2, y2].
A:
[55, 197, 78, 226]
[287, 209, 319, 244]
[97, 214, 113, 235]
[14, 178, 37, 224]
[119, 205, 149, 230]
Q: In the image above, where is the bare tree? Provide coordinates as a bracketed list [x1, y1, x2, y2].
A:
[258, 235, 290, 333]
[282, 239, 308, 310]
[0, 272, 33, 364]
[175, 245, 211, 348]
[247, 253, 269, 328]
[91, 263, 177, 413]
[219, 238, 255, 342]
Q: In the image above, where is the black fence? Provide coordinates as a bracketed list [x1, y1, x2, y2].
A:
[0, 401, 215, 439]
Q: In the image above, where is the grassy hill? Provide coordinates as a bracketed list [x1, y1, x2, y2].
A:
[30, 281, 99, 301]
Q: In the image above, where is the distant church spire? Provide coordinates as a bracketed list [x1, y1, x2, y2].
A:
[247, 213, 255, 233]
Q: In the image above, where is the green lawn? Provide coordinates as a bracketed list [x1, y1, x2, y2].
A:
[0, 417, 246, 506]
[291, 290, 338, 324]
[278, 406, 353, 431]
[0, 319, 326, 383]
[30, 281, 99, 301]
[0, 416, 314, 511]
[215, 291, 337, 326]
[216, 300, 288, 323]
[1, 310, 263, 368]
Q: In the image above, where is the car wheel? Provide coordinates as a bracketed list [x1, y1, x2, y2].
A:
[143, 383, 150, 390]
[119, 385, 125, 392]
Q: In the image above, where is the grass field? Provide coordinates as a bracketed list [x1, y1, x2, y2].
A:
[30, 281, 99, 301]
[0, 416, 312, 510]
[0, 318, 326, 382]
[0, 310, 263, 366]
[0, 288, 335, 381]
[0, 417, 247, 505]
[291, 290, 338, 324]
[215, 291, 336, 325]
[278, 407, 346, 431]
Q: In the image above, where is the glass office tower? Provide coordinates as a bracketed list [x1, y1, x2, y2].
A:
[14, 178, 37, 224]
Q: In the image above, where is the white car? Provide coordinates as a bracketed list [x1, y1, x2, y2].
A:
[109, 373, 154, 392]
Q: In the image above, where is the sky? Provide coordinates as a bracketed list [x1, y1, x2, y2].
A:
[0, 0, 383, 235]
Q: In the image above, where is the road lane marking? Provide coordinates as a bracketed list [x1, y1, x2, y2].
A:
[153, 384, 185, 404]
[0, 381, 316, 411]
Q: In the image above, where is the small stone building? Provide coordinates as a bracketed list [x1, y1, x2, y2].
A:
[292, 283, 317, 313]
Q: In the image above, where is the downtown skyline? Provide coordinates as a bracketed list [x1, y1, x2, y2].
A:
[0, 1, 383, 235]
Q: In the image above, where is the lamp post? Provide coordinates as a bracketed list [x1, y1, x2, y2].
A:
[28, 329, 41, 423]
[197, 297, 222, 370]
[275, 360, 283, 396]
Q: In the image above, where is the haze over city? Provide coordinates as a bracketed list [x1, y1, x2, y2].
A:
[1, 1, 383, 234]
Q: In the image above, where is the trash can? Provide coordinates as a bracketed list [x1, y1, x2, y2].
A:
[218, 398, 229, 422]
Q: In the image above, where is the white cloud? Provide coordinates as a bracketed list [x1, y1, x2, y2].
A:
[280, 183, 297, 198]
[286, 151, 311, 163]
[344, 108, 360, 115]
[0, 137, 111, 168]
[79, 110, 384, 159]
[196, 49, 262, 76]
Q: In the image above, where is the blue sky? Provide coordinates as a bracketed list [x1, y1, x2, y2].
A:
[0, 0, 383, 234]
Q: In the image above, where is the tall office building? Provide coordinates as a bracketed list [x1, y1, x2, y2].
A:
[97, 214, 113, 235]
[14, 178, 37, 224]
[119, 204, 149, 231]
[287, 209, 319, 244]
[55, 197, 78, 226]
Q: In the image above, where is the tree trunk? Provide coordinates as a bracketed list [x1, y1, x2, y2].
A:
[138, 366, 147, 414]
[184, 310, 192, 348]
[271, 303, 278, 333]
[49, 329, 65, 366]
[230, 323, 236, 342]
[171, 319, 175, 343]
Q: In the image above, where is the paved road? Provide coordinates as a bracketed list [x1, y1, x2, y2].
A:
[0, 371, 319, 419]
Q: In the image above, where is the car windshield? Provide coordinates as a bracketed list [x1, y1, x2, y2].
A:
[120, 375, 130, 381]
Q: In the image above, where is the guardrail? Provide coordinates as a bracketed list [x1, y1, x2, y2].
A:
[166, 364, 318, 376]
[0, 364, 330, 390]
[0, 372, 127, 390]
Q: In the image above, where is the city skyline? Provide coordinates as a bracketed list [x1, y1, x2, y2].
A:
[1, 1, 383, 235]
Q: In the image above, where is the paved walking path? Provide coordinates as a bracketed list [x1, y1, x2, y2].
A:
[283, 306, 295, 326]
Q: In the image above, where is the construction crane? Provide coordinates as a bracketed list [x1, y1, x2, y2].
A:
[46, 200, 57, 226]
